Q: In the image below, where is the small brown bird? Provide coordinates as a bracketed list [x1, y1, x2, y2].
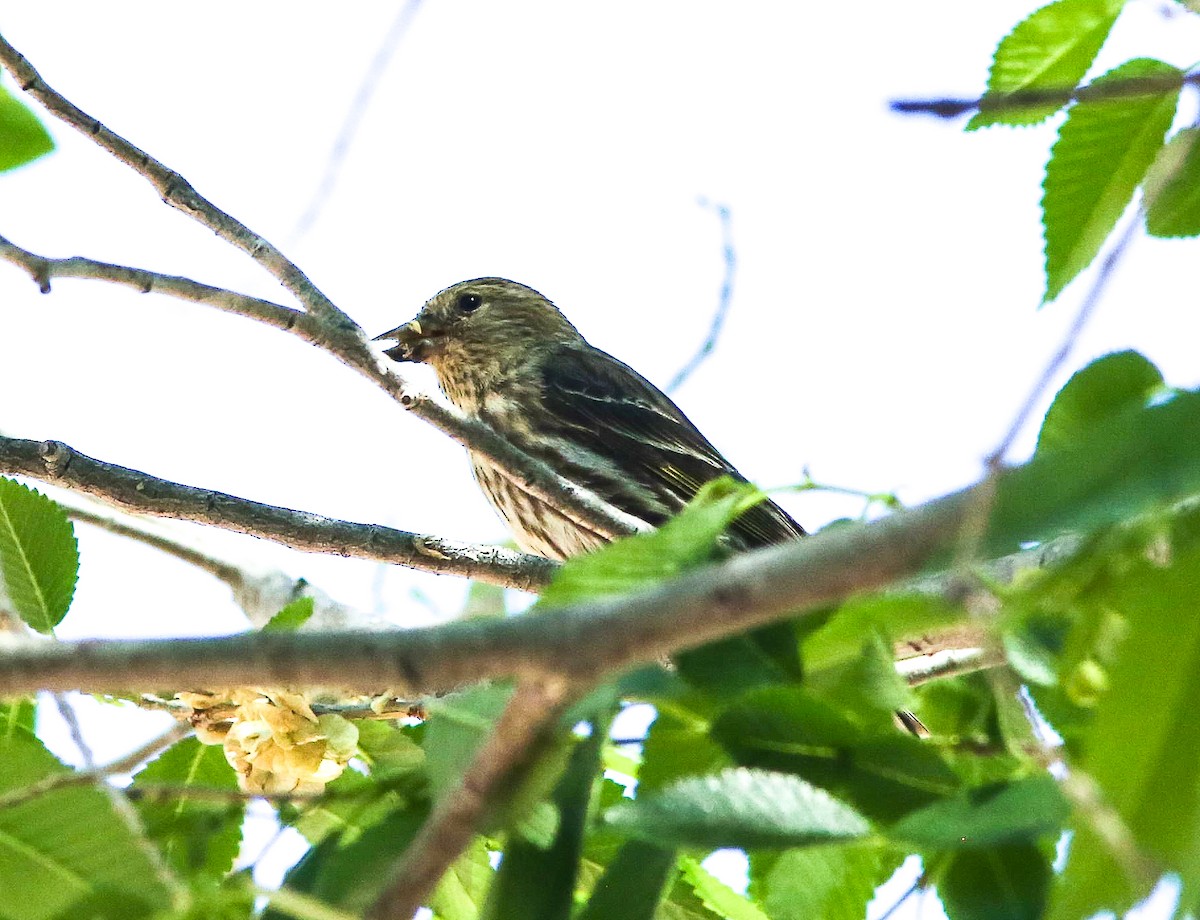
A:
[374, 277, 806, 561]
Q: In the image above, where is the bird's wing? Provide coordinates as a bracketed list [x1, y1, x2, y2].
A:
[537, 344, 805, 547]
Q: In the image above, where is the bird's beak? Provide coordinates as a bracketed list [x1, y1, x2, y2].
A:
[373, 318, 434, 363]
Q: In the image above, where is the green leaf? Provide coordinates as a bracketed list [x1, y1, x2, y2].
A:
[605, 768, 870, 850]
[537, 478, 762, 608]
[639, 710, 732, 794]
[428, 838, 493, 920]
[0, 478, 79, 633]
[1041, 58, 1181, 303]
[985, 388, 1200, 557]
[0, 82, 54, 173]
[354, 720, 426, 775]
[889, 774, 1068, 848]
[804, 632, 914, 732]
[713, 687, 960, 823]
[967, 0, 1125, 129]
[1050, 537, 1200, 917]
[1036, 350, 1164, 454]
[0, 733, 171, 920]
[1144, 126, 1200, 237]
[576, 842, 676, 920]
[423, 683, 576, 835]
[262, 596, 315, 632]
[423, 684, 516, 804]
[749, 843, 905, 920]
[482, 707, 613, 920]
[1, 698, 35, 740]
[677, 856, 769, 920]
[130, 737, 244, 882]
[802, 592, 961, 672]
[263, 803, 428, 917]
[939, 844, 1051, 920]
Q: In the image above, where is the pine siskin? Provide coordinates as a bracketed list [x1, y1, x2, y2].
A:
[374, 277, 806, 561]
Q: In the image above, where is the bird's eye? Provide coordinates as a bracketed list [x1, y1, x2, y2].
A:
[456, 293, 483, 313]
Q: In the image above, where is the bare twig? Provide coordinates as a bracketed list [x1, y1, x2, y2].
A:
[0, 33, 347, 326]
[60, 493, 393, 629]
[954, 213, 1141, 573]
[895, 645, 1001, 686]
[0, 723, 188, 811]
[891, 70, 1194, 119]
[291, 0, 424, 242]
[990, 215, 1141, 469]
[0, 435, 557, 591]
[368, 677, 571, 920]
[0, 234, 303, 329]
[667, 200, 737, 392]
[50, 693, 95, 767]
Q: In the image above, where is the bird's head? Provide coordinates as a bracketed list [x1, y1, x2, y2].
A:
[373, 278, 581, 373]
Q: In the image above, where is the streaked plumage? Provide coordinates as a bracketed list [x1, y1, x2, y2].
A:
[374, 277, 804, 560]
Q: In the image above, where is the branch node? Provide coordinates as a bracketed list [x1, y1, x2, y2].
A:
[38, 440, 71, 477]
[413, 536, 452, 561]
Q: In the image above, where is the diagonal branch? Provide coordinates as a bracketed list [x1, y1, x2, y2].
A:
[0, 435, 557, 591]
[0, 32, 348, 327]
[368, 677, 571, 920]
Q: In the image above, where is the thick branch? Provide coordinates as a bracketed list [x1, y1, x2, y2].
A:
[0, 483, 971, 696]
[0, 435, 556, 591]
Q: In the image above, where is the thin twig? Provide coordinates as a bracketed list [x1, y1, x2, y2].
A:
[60, 493, 392, 629]
[0, 234, 303, 329]
[291, 0, 424, 242]
[953, 212, 1140, 572]
[667, 200, 737, 392]
[991, 215, 1141, 468]
[51, 693, 95, 768]
[895, 646, 1001, 686]
[368, 677, 572, 920]
[890, 70, 1195, 119]
[0, 723, 188, 811]
[0, 435, 557, 591]
[0, 33, 347, 326]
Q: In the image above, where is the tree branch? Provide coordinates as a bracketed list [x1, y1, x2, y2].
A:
[0, 33, 349, 327]
[0, 435, 557, 592]
[0, 233, 304, 330]
[369, 677, 571, 920]
[0, 481, 974, 696]
[890, 70, 1195, 119]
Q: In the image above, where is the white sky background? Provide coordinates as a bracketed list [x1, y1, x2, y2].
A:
[2, 1, 1199, 915]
